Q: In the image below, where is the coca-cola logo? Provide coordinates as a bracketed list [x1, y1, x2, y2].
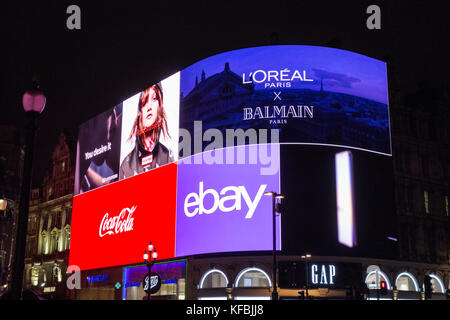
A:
[99, 206, 136, 237]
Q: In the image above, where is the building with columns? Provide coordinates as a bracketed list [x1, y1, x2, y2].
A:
[24, 132, 75, 299]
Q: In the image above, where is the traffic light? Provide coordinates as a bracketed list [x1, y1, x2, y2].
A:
[380, 281, 388, 295]
[424, 275, 432, 300]
[355, 289, 365, 300]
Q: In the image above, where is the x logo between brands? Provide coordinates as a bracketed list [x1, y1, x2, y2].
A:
[273, 91, 282, 101]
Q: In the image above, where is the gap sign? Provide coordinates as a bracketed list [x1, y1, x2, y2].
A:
[311, 264, 336, 286]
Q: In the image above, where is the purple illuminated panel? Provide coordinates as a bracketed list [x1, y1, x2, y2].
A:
[175, 144, 281, 257]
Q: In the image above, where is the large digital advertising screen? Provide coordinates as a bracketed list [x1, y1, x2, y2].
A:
[179, 45, 391, 156]
[70, 45, 396, 271]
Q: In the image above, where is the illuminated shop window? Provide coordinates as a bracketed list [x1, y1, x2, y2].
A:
[365, 271, 391, 290]
[422, 274, 445, 294]
[395, 272, 419, 292]
[199, 269, 229, 289]
[122, 261, 187, 300]
[177, 279, 186, 300]
[235, 268, 271, 288]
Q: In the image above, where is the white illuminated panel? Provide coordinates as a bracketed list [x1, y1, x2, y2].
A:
[335, 150, 356, 248]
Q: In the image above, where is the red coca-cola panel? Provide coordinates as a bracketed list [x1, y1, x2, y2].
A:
[69, 163, 177, 271]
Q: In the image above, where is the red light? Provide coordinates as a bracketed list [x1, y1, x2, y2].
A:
[380, 281, 387, 289]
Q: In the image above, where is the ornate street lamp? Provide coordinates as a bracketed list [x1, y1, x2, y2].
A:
[143, 241, 158, 301]
[10, 80, 45, 300]
[264, 191, 284, 300]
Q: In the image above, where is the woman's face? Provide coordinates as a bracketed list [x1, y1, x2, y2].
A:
[141, 87, 159, 128]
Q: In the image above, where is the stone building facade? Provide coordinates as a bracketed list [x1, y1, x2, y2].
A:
[24, 133, 75, 299]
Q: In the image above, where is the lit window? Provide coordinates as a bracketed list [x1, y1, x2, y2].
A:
[31, 268, 39, 286]
[235, 268, 271, 288]
[365, 271, 391, 290]
[424, 191, 430, 214]
[395, 272, 419, 292]
[445, 196, 449, 217]
[199, 269, 228, 289]
[423, 274, 446, 294]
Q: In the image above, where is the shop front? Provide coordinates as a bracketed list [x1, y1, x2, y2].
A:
[122, 260, 186, 300]
[75, 259, 187, 300]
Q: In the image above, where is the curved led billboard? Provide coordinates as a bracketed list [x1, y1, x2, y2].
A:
[70, 45, 395, 271]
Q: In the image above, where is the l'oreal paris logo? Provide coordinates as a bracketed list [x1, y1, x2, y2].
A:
[184, 182, 267, 219]
[242, 69, 313, 88]
[99, 206, 136, 237]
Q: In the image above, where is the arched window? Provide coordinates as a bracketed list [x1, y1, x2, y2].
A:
[427, 274, 445, 293]
[199, 269, 229, 289]
[365, 270, 391, 290]
[235, 268, 271, 288]
[52, 264, 62, 283]
[395, 272, 419, 292]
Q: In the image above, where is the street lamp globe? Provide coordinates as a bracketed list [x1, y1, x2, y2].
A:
[148, 242, 154, 252]
[22, 82, 46, 114]
[143, 252, 149, 261]
[0, 198, 7, 211]
[152, 250, 158, 260]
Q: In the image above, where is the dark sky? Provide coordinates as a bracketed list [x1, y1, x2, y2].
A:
[2, 0, 449, 186]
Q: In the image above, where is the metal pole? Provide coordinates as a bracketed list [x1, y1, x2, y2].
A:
[376, 271, 380, 301]
[305, 259, 309, 299]
[271, 195, 278, 300]
[147, 261, 153, 301]
[10, 111, 38, 300]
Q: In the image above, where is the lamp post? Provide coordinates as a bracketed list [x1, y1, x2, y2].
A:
[143, 241, 158, 301]
[301, 254, 312, 299]
[264, 191, 283, 301]
[10, 81, 46, 300]
[0, 197, 7, 291]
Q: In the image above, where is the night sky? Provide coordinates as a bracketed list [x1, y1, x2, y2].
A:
[2, 0, 449, 187]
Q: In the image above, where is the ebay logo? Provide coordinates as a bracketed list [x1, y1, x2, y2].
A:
[184, 182, 267, 219]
